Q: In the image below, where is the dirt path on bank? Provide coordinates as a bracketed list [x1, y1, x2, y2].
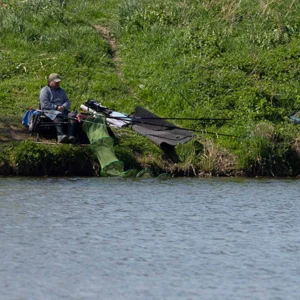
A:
[92, 25, 139, 99]
[0, 120, 36, 143]
[93, 25, 122, 76]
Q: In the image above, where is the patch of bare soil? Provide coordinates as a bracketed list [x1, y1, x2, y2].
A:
[93, 25, 139, 100]
[0, 123, 33, 143]
[93, 25, 119, 62]
[0, 1, 7, 7]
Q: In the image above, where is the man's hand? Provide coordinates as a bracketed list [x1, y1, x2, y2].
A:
[57, 105, 64, 112]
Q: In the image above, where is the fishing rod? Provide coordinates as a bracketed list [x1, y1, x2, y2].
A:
[178, 90, 195, 110]
[72, 62, 96, 109]
[130, 116, 232, 122]
[130, 120, 241, 138]
[81, 103, 232, 121]
[29, 110, 242, 140]
[79, 108, 232, 136]
[76, 110, 241, 138]
[30, 102, 238, 138]
[82, 100, 233, 122]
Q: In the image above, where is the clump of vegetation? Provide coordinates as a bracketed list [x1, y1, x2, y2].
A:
[1, 0, 300, 176]
[6, 141, 96, 176]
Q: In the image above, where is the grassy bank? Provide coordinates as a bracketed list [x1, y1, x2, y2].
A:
[1, 0, 300, 177]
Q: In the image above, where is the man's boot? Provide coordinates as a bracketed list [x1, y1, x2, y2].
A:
[55, 123, 68, 143]
[67, 119, 76, 144]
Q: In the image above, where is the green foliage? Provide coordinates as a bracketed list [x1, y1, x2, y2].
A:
[114, 129, 162, 170]
[237, 122, 300, 176]
[0, 0, 129, 118]
[12, 141, 96, 176]
[119, 1, 299, 119]
[1, 0, 300, 176]
[0, 145, 13, 175]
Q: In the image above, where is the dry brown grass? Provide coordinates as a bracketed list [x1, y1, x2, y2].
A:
[253, 122, 275, 140]
[198, 139, 238, 176]
[0, 0, 7, 7]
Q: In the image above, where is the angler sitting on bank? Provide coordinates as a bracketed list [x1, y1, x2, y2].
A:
[40, 73, 76, 143]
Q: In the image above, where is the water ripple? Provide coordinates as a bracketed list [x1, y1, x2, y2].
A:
[1, 177, 300, 299]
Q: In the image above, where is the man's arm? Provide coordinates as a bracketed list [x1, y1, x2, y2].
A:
[40, 87, 56, 110]
[61, 89, 71, 110]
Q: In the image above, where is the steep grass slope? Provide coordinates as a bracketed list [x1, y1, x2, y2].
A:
[1, 0, 300, 176]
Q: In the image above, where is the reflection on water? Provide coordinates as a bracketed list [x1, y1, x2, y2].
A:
[1, 177, 300, 300]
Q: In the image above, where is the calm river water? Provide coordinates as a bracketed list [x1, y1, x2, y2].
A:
[1, 177, 300, 300]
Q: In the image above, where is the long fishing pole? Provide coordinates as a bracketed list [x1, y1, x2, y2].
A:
[178, 90, 195, 109]
[34, 117, 240, 139]
[130, 116, 232, 121]
[130, 120, 241, 138]
[31, 112, 242, 140]
[76, 111, 241, 138]
[72, 61, 96, 110]
[31, 104, 238, 138]
[81, 110, 232, 122]
[81, 100, 233, 122]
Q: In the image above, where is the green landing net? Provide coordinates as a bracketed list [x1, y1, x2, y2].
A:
[83, 116, 124, 177]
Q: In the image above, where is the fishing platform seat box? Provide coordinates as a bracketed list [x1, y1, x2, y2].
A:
[24, 109, 89, 143]
[28, 111, 56, 141]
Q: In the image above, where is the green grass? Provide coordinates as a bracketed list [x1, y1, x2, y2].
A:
[0, 0, 128, 118]
[1, 0, 300, 176]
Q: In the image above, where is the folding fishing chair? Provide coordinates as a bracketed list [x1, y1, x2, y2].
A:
[28, 110, 57, 141]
